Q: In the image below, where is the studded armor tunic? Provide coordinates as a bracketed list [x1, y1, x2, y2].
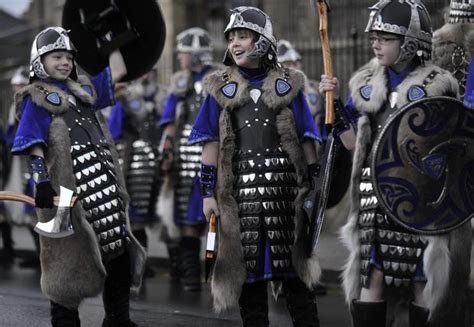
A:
[108, 90, 160, 223]
[160, 66, 216, 225]
[354, 67, 428, 288]
[12, 70, 129, 263]
[189, 67, 320, 282]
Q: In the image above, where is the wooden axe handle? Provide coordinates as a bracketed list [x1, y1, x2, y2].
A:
[0, 191, 78, 207]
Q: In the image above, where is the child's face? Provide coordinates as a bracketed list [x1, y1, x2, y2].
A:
[227, 29, 260, 69]
[42, 51, 74, 81]
[369, 32, 402, 67]
[177, 51, 193, 70]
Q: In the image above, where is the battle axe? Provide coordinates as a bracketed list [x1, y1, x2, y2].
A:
[0, 186, 77, 238]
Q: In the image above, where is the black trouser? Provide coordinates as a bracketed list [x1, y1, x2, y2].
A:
[51, 251, 132, 326]
[239, 278, 320, 327]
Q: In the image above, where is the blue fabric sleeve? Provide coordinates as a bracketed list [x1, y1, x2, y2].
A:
[345, 97, 361, 127]
[291, 90, 321, 142]
[188, 95, 220, 145]
[92, 67, 115, 110]
[12, 96, 52, 155]
[160, 93, 179, 126]
[108, 100, 125, 141]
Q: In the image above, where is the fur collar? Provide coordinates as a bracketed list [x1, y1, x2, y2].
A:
[15, 75, 97, 115]
[169, 64, 223, 97]
[349, 59, 459, 114]
[204, 66, 305, 111]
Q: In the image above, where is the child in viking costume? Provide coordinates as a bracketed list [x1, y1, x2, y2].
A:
[432, 0, 473, 108]
[320, 1, 472, 326]
[158, 27, 221, 291]
[11, 26, 146, 327]
[108, 74, 163, 278]
[189, 7, 321, 325]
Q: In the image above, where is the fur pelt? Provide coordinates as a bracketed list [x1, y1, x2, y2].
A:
[432, 23, 473, 74]
[204, 66, 321, 312]
[341, 59, 470, 324]
[17, 76, 146, 308]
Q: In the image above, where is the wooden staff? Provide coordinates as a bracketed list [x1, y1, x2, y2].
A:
[316, 0, 335, 125]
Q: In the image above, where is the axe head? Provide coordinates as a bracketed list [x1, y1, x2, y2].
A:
[34, 186, 75, 238]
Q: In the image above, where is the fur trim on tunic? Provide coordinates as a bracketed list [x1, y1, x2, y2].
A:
[341, 59, 470, 324]
[432, 23, 473, 76]
[205, 66, 321, 312]
[21, 77, 146, 308]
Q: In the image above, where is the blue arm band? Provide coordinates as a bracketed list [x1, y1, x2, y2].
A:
[30, 155, 50, 185]
[200, 163, 217, 198]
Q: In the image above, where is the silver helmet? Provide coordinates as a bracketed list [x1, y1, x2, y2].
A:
[277, 40, 302, 63]
[223, 6, 277, 66]
[449, 0, 473, 23]
[366, 0, 432, 66]
[176, 27, 213, 66]
[29, 26, 77, 81]
[10, 66, 29, 86]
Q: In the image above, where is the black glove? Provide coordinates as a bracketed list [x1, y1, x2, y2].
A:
[332, 99, 353, 137]
[35, 181, 57, 209]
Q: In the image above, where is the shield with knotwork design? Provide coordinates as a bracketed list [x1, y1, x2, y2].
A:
[371, 96, 474, 234]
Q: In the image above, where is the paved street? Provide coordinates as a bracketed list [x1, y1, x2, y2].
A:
[0, 260, 351, 326]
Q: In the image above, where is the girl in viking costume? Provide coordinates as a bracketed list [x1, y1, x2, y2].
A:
[320, 1, 471, 326]
[189, 7, 321, 326]
[158, 27, 221, 291]
[11, 26, 145, 327]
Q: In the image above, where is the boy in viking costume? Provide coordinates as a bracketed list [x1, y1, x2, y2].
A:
[189, 7, 321, 326]
[11, 26, 146, 327]
[320, 1, 471, 326]
[158, 27, 220, 291]
[432, 0, 473, 108]
[108, 75, 163, 278]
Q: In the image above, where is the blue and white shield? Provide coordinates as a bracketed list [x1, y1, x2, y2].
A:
[371, 96, 474, 234]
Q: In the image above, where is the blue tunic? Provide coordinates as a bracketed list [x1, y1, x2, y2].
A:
[12, 68, 114, 155]
[189, 68, 320, 283]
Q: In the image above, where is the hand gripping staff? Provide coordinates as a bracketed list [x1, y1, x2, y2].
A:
[303, 0, 339, 256]
[205, 212, 217, 282]
[0, 186, 77, 238]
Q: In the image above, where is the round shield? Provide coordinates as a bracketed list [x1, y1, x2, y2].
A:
[62, 0, 166, 82]
[371, 96, 474, 234]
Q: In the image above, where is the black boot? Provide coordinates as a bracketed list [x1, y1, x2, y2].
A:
[409, 302, 429, 327]
[351, 300, 386, 327]
[102, 252, 137, 327]
[239, 281, 269, 327]
[166, 241, 181, 282]
[0, 222, 14, 264]
[180, 236, 201, 291]
[51, 301, 80, 327]
[283, 278, 320, 327]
